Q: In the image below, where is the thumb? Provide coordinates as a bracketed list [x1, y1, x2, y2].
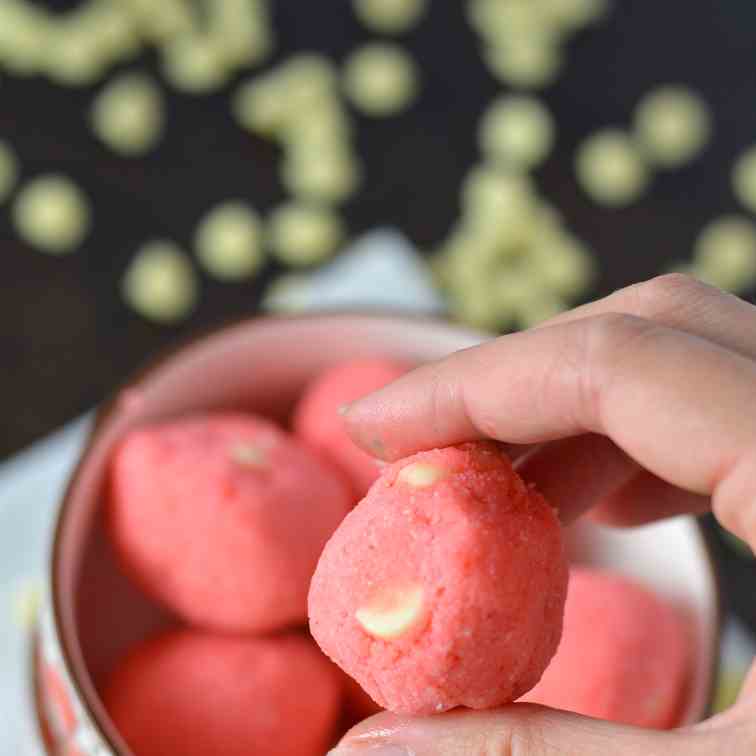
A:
[328, 706, 723, 756]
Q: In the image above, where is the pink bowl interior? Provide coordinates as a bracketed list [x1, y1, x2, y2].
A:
[52, 314, 720, 753]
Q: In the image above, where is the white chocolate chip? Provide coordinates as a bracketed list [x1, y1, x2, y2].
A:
[540, 0, 611, 30]
[484, 34, 563, 90]
[355, 583, 425, 639]
[575, 129, 649, 207]
[229, 443, 267, 467]
[121, 240, 198, 323]
[267, 202, 345, 266]
[353, 0, 427, 34]
[479, 94, 555, 170]
[90, 73, 164, 156]
[281, 149, 362, 205]
[13, 174, 91, 254]
[693, 216, 756, 293]
[397, 462, 447, 487]
[195, 201, 264, 281]
[633, 85, 711, 168]
[45, 20, 108, 87]
[343, 43, 419, 117]
[161, 33, 230, 94]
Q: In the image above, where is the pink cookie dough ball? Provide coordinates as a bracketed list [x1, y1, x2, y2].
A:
[308, 442, 568, 715]
[520, 567, 692, 728]
[108, 412, 352, 633]
[293, 359, 408, 497]
[104, 630, 342, 756]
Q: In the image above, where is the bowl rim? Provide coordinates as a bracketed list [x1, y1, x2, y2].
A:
[45, 311, 725, 754]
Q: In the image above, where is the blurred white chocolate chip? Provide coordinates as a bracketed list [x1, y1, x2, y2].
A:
[539, 0, 611, 30]
[397, 462, 447, 487]
[527, 234, 595, 297]
[230, 443, 267, 467]
[90, 72, 164, 156]
[13, 174, 91, 254]
[206, 0, 274, 69]
[355, 583, 425, 640]
[233, 56, 338, 136]
[280, 102, 353, 149]
[469, 0, 611, 90]
[343, 43, 419, 117]
[468, 0, 551, 41]
[45, 18, 109, 87]
[84, 0, 142, 66]
[575, 129, 649, 207]
[260, 273, 311, 313]
[479, 94, 555, 170]
[0, 0, 52, 76]
[633, 85, 711, 168]
[122, 240, 199, 323]
[693, 216, 756, 293]
[281, 150, 362, 205]
[352, 0, 428, 34]
[195, 201, 264, 281]
[483, 34, 563, 90]
[461, 166, 538, 236]
[433, 160, 594, 332]
[267, 202, 345, 266]
[161, 33, 230, 93]
[118, 0, 194, 43]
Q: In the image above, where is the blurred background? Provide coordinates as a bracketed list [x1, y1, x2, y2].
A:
[0, 0, 754, 732]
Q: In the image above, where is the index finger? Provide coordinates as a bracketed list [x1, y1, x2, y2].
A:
[343, 314, 756, 548]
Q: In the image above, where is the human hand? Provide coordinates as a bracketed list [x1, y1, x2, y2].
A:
[331, 274, 756, 755]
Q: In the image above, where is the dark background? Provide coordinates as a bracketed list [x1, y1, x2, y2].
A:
[0, 0, 754, 628]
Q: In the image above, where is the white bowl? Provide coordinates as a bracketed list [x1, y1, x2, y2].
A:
[35, 314, 720, 755]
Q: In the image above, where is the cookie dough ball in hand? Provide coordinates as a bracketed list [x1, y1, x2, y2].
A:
[104, 630, 342, 756]
[520, 567, 692, 729]
[108, 413, 352, 633]
[309, 441, 568, 715]
[293, 359, 408, 497]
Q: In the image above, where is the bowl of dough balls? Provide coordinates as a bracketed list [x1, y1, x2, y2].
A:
[33, 313, 721, 756]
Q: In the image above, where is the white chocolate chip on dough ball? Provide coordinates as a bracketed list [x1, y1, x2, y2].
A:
[397, 463, 447, 487]
[355, 583, 426, 640]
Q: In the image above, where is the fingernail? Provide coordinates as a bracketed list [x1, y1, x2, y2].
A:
[337, 403, 352, 416]
[328, 747, 411, 755]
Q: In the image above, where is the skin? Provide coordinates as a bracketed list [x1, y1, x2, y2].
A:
[330, 274, 756, 755]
